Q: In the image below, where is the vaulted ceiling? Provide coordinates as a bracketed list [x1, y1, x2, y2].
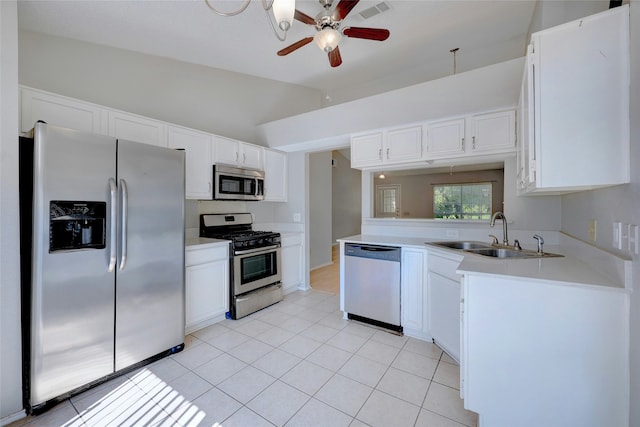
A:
[17, 1, 539, 104]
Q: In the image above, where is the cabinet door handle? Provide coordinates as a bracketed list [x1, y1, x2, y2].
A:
[461, 137, 465, 151]
[243, 153, 246, 163]
[235, 152, 239, 162]
[386, 148, 390, 159]
[378, 148, 382, 160]
[472, 136, 476, 150]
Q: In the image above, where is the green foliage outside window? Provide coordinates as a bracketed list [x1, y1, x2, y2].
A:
[433, 183, 492, 220]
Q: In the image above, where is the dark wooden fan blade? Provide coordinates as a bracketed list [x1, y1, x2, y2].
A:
[343, 27, 390, 41]
[335, 0, 360, 20]
[329, 47, 342, 67]
[277, 37, 314, 56]
[294, 9, 316, 25]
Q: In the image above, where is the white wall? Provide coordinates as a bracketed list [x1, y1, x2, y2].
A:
[528, 0, 609, 36]
[18, 31, 322, 144]
[0, 2, 23, 423]
[561, 3, 640, 425]
[308, 152, 332, 269]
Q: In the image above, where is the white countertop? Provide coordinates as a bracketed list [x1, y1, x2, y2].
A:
[185, 237, 230, 250]
[338, 234, 630, 292]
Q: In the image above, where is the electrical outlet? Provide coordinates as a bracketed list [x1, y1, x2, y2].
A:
[445, 229, 459, 239]
[613, 222, 623, 250]
[293, 212, 301, 223]
[588, 219, 597, 242]
[628, 224, 639, 255]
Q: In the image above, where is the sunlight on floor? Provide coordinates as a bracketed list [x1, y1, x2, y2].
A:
[60, 369, 211, 427]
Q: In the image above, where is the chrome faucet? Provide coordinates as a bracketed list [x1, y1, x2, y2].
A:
[533, 234, 544, 254]
[490, 212, 509, 245]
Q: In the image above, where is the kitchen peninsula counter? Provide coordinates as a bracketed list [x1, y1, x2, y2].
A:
[339, 234, 631, 292]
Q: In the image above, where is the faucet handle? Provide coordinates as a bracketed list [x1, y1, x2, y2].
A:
[489, 234, 499, 245]
[533, 234, 544, 254]
[513, 239, 522, 250]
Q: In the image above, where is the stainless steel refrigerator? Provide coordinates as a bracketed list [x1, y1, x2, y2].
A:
[19, 122, 186, 413]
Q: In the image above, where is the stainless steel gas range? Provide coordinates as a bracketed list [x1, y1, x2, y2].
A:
[199, 213, 282, 319]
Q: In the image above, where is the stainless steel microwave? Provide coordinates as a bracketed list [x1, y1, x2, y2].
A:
[213, 164, 264, 201]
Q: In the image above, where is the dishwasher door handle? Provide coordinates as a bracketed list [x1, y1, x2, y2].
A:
[360, 246, 397, 252]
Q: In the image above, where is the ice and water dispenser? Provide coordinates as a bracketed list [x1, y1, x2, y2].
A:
[49, 201, 106, 252]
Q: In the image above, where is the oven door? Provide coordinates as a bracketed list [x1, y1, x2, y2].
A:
[233, 246, 281, 295]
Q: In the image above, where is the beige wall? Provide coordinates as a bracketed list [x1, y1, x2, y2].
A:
[18, 31, 322, 144]
[331, 151, 361, 241]
[374, 169, 504, 219]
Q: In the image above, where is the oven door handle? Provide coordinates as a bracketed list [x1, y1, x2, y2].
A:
[235, 244, 280, 256]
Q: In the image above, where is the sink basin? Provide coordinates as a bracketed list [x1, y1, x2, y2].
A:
[427, 241, 563, 259]
[467, 248, 538, 258]
[429, 241, 493, 250]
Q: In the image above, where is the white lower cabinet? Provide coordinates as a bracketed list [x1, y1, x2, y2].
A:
[426, 250, 463, 363]
[460, 273, 629, 426]
[400, 248, 429, 339]
[281, 233, 303, 293]
[185, 244, 229, 334]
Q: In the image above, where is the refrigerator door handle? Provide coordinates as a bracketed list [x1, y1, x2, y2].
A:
[119, 179, 128, 271]
[108, 178, 118, 272]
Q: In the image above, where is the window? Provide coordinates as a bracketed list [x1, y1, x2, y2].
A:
[375, 185, 401, 218]
[433, 183, 492, 220]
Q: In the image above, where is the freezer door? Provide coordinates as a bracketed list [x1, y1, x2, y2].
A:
[115, 140, 185, 371]
[29, 123, 116, 406]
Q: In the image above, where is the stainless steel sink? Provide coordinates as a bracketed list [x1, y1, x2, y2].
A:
[427, 241, 563, 259]
[429, 241, 493, 250]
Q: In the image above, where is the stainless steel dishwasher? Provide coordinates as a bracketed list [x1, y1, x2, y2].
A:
[344, 243, 402, 332]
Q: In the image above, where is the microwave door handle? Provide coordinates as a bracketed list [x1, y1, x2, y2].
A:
[119, 179, 128, 271]
[108, 178, 117, 272]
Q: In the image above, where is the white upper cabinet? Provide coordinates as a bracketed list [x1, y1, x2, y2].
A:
[21, 87, 102, 134]
[167, 125, 213, 200]
[350, 132, 384, 168]
[518, 6, 630, 195]
[351, 125, 423, 168]
[263, 148, 288, 202]
[105, 110, 167, 147]
[213, 136, 264, 170]
[469, 110, 515, 154]
[424, 110, 515, 160]
[424, 118, 465, 158]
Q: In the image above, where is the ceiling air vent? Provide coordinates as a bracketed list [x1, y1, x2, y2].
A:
[359, 2, 391, 20]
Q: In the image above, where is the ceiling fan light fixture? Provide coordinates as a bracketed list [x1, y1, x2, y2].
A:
[272, 0, 295, 31]
[314, 27, 341, 52]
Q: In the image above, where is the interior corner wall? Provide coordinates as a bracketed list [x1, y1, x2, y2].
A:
[17, 30, 322, 144]
[1, 0, 24, 423]
[309, 151, 332, 270]
[560, 3, 639, 425]
[331, 151, 361, 241]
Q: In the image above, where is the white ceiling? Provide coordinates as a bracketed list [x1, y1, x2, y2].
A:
[17, 0, 538, 102]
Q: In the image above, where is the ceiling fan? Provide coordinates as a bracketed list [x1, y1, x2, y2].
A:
[277, 0, 390, 67]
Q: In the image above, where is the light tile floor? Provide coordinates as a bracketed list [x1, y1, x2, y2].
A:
[11, 290, 478, 427]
